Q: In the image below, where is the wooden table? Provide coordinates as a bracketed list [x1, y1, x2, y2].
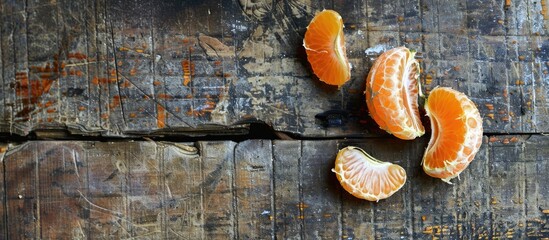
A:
[0, 0, 548, 239]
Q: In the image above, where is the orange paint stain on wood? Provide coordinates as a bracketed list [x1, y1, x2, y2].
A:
[129, 112, 137, 118]
[515, 80, 524, 85]
[78, 106, 86, 111]
[100, 113, 109, 119]
[156, 104, 166, 128]
[181, 60, 195, 86]
[157, 94, 172, 100]
[153, 80, 162, 86]
[129, 68, 137, 76]
[46, 108, 56, 113]
[91, 77, 109, 85]
[121, 80, 131, 88]
[15, 72, 55, 106]
[67, 52, 87, 60]
[109, 95, 122, 109]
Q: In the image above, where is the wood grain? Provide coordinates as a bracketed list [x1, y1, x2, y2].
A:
[0, 0, 547, 137]
[234, 140, 274, 239]
[1, 138, 548, 238]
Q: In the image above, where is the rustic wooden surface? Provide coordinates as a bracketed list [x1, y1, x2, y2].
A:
[1, 0, 548, 137]
[1, 0, 549, 239]
[0, 138, 548, 239]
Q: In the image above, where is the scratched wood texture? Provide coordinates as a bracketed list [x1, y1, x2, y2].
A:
[1, 0, 548, 137]
[0, 137, 547, 239]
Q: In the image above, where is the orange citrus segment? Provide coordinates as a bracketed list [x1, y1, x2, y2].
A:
[422, 87, 483, 183]
[303, 9, 351, 87]
[365, 46, 425, 140]
[332, 146, 406, 202]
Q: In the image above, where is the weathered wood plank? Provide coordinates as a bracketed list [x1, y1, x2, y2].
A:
[272, 140, 302, 239]
[126, 143, 163, 238]
[524, 135, 549, 238]
[1, 0, 547, 137]
[56, 0, 92, 132]
[300, 140, 341, 239]
[85, 142, 131, 239]
[234, 140, 274, 239]
[0, 144, 7, 239]
[4, 143, 39, 239]
[199, 141, 237, 239]
[489, 138, 526, 239]
[1, 0, 27, 134]
[455, 138, 491, 239]
[37, 142, 87, 239]
[0, 2, 4, 127]
[163, 142, 202, 239]
[1, 138, 549, 238]
[81, 0, 108, 134]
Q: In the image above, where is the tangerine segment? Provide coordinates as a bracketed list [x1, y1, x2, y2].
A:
[422, 87, 483, 183]
[332, 146, 406, 202]
[365, 46, 425, 140]
[303, 10, 351, 87]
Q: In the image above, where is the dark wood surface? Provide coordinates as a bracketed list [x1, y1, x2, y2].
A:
[0, 138, 548, 239]
[1, 0, 548, 137]
[1, 0, 549, 239]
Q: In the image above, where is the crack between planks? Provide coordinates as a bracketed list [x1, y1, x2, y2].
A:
[231, 141, 239, 240]
[269, 140, 275, 239]
[199, 142, 205, 240]
[33, 142, 41, 238]
[298, 140, 304, 240]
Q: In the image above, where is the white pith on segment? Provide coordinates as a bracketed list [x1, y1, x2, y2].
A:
[365, 47, 425, 140]
[334, 22, 348, 72]
[422, 87, 483, 183]
[332, 146, 407, 202]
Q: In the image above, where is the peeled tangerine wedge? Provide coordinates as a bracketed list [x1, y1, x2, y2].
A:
[303, 9, 351, 87]
[365, 47, 425, 140]
[332, 146, 406, 202]
[422, 87, 483, 183]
